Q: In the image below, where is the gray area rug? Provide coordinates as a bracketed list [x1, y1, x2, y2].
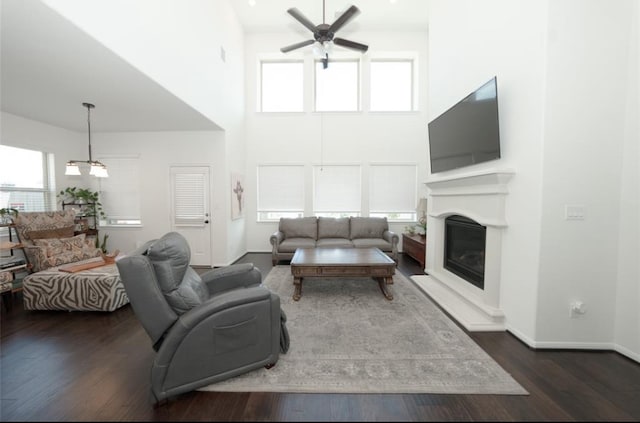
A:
[200, 265, 528, 395]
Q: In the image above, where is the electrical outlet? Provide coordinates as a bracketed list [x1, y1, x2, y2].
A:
[570, 301, 587, 318]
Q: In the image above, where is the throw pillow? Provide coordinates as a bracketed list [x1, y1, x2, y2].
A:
[33, 234, 87, 258]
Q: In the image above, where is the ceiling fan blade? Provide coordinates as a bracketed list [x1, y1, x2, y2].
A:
[328, 5, 360, 34]
[333, 37, 368, 52]
[280, 39, 315, 53]
[287, 8, 318, 33]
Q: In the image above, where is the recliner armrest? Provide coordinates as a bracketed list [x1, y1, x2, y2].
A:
[202, 263, 262, 295]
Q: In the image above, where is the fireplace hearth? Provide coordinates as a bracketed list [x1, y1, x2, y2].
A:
[410, 168, 515, 331]
[445, 215, 486, 289]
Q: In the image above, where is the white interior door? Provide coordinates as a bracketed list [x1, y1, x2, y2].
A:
[170, 166, 211, 267]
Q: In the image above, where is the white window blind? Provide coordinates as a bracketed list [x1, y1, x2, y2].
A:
[369, 164, 417, 221]
[315, 60, 359, 112]
[257, 165, 305, 221]
[0, 145, 55, 212]
[370, 60, 414, 111]
[98, 157, 141, 226]
[313, 165, 360, 215]
[261, 61, 304, 112]
[172, 172, 206, 226]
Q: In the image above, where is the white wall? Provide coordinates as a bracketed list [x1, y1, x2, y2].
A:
[536, 0, 635, 348]
[242, 31, 430, 252]
[41, 0, 247, 264]
[0, 113, 234, 264]
[89, 131, 230, 264]
[427, 0, 548, 342]
[614, 0, 640, 361]
[428, 0, 639, 361]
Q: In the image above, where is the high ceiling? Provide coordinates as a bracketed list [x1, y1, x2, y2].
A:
[229, 0, 429, 33]
[0, 0, 428, 133]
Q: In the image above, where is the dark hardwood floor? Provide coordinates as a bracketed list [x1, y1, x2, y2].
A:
[1, 252, 639, 421]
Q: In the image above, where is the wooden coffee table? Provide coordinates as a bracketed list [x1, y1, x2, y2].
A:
[290, 247, 396, 301]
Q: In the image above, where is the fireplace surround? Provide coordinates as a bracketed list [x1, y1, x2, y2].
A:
[411, 168, 514, 331]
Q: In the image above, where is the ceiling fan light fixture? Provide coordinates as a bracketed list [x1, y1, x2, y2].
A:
[312, 40, 333, 57]
[280, 1, 368, 67]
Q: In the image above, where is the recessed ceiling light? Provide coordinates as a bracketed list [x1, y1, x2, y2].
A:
[248, 0, 256, 6]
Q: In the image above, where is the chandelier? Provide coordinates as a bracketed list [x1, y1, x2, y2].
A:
[65, 102, 108, 178]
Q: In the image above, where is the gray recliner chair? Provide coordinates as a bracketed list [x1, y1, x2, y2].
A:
[116, 232, 286, 404]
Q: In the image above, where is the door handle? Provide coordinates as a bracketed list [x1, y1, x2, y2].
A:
[204, 220, 209, 224]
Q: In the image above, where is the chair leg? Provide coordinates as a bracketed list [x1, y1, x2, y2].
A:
[265, 363, 276, 370]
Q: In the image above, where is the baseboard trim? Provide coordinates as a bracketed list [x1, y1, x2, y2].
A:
[505, 325, 640, 364]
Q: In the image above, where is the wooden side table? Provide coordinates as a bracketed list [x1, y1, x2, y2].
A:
[402, 233, 426, 268]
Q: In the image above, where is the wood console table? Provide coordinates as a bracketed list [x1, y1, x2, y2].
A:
[402, 233, 426, 268]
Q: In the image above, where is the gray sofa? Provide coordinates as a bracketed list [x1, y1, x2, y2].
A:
[270, 216, 399, 265]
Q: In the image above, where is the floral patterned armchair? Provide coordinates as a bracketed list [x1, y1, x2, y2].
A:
[13, 210, 101, 272]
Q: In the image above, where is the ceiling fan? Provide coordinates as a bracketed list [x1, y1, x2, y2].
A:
[280, 0, 368, 69]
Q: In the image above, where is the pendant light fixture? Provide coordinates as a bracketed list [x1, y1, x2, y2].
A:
[65, 102, 108, 178]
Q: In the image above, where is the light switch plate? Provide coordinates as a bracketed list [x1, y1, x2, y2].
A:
[565, 205, 586, 220]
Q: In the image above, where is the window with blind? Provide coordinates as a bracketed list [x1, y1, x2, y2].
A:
[171, 169, 207, 226]
[313, 165, 361, 217]
[369, 164, 418, 222]
[257, 165, 305, 221]
[0, 145, 55, 212]
[97, 157, 141, 226]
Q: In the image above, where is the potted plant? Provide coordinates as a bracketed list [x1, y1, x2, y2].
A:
[58, 187, 106, 227]
[0, 207, 19, 224]
[95, 233, 109, 253]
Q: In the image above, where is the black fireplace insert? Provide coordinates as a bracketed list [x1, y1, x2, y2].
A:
[444, 215, 486, 289]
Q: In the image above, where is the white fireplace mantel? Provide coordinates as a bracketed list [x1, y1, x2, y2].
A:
[411, 167, 515, 331]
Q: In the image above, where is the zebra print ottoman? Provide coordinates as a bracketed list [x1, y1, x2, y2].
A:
[22, 261, 129, 312]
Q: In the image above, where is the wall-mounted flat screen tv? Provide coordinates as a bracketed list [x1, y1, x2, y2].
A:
[428, 76, 501, 174]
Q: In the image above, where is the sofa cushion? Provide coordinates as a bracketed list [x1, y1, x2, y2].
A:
[350, 217, 388, 240]
[317, 217, 350, 239]
[316, 238, 354, 248]
[352, 238, 392, 252]
[280, 217, 317, 240]
[279, 238, 316, 253]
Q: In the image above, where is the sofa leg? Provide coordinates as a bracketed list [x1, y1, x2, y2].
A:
[265, 362, 276, 370]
